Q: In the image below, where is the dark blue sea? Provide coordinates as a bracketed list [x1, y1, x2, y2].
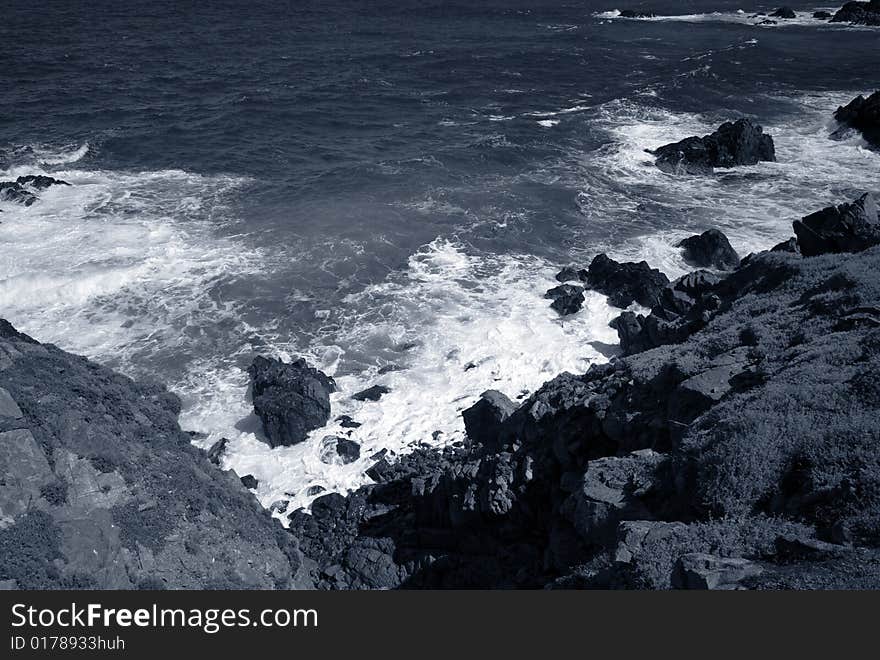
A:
[2, 0, 878, 512]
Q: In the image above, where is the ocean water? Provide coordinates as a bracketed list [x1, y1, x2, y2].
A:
[2, 0, 878, 518]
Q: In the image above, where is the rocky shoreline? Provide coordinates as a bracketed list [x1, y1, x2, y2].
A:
[2, 95, 879, 590]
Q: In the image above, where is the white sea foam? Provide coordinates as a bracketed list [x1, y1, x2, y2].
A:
[179, 239, 621, 519]
[594, 8, 864, 29]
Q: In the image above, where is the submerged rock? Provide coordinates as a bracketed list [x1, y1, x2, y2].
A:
[582, 253, 669, 308]
[831, 1, 880, 26]
[793, 193, 880, 256]
[545, 283, 585, 316]
[676, 229, 740, 270]
[832, 90, 880, 148]
[352, 384, 391, 402]
[619, 10, 656, 18]
[813, 10, 833, 19]
[248, 356, 336, 447]
[652, 119, 776, 175]
[0, 182, 36, 206]
[16, 174, 70, 190]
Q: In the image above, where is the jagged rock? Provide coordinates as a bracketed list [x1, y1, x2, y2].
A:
[562, 450, 668, 545]
[16, 175, 70, 190]
[832, 90, 880, 147]
[769, 7, 796, 18]
[462, 390, 517, 450]
[676, 229, 740, 270]
[248, 356, 336, 447]
[614, 520, 686, 564]
[831, 1, 880, 26]
[352, 385, 390, 402]
[205, 437, 228, 466]
[319, 436, 361, 465]
[771, 237, 800, 254]
[336, 415, 361, 428]
[555, 265, 584, 282]
[583, 254, 669, 308]
[545, 283, 585, 316]
[0, 182, 36, 206]
[672, 553, 763, 589]
[793, 193, 880, 256]
[240, 474, 259, 490]
[652, 119, 776, 175]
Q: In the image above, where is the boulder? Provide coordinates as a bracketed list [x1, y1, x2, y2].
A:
[676, 229, 740, 270]
[813, 10, 833, 18]
[336, 415, 361, 428]
[672, 553, 763, 589]
[248, 356, 336, 447]
[0, 182, 36, 206]
[240, 474, 259, 490]
[544, 283, 585, 316]
[583, 253, 669, 308]
[792, 193, 880, 256]
[352, 385, 390, 402]
[319, 436, 361, 465]
[652, 119, 776, 175]
[832, 90, 880, 148]
[769, 7, 796, 18]
[462, 390, 517, 450]
[16, 175, 70, 190]
[831, 1, 880, 26]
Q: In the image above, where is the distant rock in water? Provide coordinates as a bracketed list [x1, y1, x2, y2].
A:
[555, 265, 584, 283]
[583, 254, 669, 308]
[676, 229, 740, 270]
[0, 182, 37, 206]
[793, 193, 880, 256]
[831, 0, 880, 25]
[16, 175, 70, 190]
[769, 7, 796, 19]
[545, 283, 585, 316]
[832, 91, 880, 148]
[619, 10, 656, 18]
[319, 436, 361, 465]
[352, 384, 390, 402]
[652, 119, 776, 175]
[248, 356, 336, 448]
[813, 10, 833, 19]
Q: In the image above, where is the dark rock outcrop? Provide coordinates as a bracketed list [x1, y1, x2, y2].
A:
[319, 436, 361, 465]
[582, 254, 669, 308]
[676, 229, 740, 270]
[813, 10, 833, 18]
[793, 193, 880, 256]
[248, 356, 336, 447]
[831, 1, 880, 25]
[0, 322, 307, 589]
[652, 119, 776, 175]
[832, 91, 880, 148]
[545, 284, 585, 316]
[240, 474, 259, 489]
[769, 7, 796, 18]
[352, 385, 390, 402]
[462, 390, 517, 450]
[0, 182, 36, 206]
[16, 175, 70, 190]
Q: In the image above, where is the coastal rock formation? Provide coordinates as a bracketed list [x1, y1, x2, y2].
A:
[545, 283, 586, 316]
[0, 175, 70, 207]
[352, 384, 391, 402]
[281, 195, 880, 589]
[0, 322, 306, 589]
[582, 254, 669, 308]
[813, 10, 833, 19]
[832, 91, 880, 148]
[831, 1, 880, 25]
[652, 119, 776, 175]
[248, 356, 336, 447]
[619, 10, 656, 18]
[793, 193, 880, 256]
[676, 229, 740, 270]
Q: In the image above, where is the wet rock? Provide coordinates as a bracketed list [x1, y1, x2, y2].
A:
[555, 265, 584, 282]
[769, 7, 796, 18]
[462, 390, 516, 450]
[793, 192, 880, 256]
[672, 553, 763, 589]
[319, 436, 361, 465]
[205, 437, 228, 466]
[676, 229, 740, 270]
[831, 1, 880, 26]
[336, 415, 361, 428]
[0, 182, 36, 206]
[544, 283, 585, 316]
[582, 253, 669, 308]
[240, 474, 259, 490]
[832, 90, 880, 147]
[248, 355, 336, 447]
[652, 118, 776, 175]
[352, 385, 390, 402]
[16, 175, 70, 190]
[813, 10, 833, 19]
